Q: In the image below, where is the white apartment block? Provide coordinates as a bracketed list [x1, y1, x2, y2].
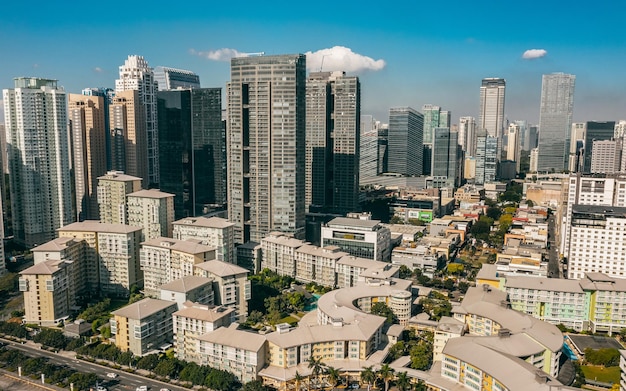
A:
[127, 189, 175, 240]
[321, 217, 391, 261]
[140, 238, 215, 297]
[58, 221, 142, 296]
[590, 139, 623, 174]
[97, 171, 142, 225]
[194, 260, 250, 321]
[172, 302, 234, 363]
[159, 276, 215, 309]
[172, 216, 235, 263]
[260, 233, 304, 278]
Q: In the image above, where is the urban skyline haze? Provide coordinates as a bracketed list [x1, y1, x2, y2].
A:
[1, 1, 625, 125]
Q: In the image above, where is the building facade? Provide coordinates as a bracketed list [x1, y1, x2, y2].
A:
[172, 216, 235, 263]
[475, 131, 497, 185]
[321, 217, 391, 261]
[127, 189, 175, 241]
[97, 171, 142, 225]
[153, 66, 201, 90]
[387, 107, 424, 176]
[583, 121, 616, 173]
[478, 78, 506, 159]
[359, 115, 380, 183]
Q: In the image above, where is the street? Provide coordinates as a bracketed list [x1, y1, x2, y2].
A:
[546, 214, 561, 278]
[1, 338, 187, 391]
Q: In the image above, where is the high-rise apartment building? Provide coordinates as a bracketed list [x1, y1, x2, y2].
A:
[360, 115, 380, 182]
[615, 120, 626, 139]
[583, 121, 615, 173]
[97, 171, 142, 225]
[157, 88, 226, 219]
[227, 54, 306, 243]
[69, 93, 107, 221]
[475, 131, 497, 184]
[82, 88, 114, 170]
[478, 78, 506, 158]
[387, 107, 424, 176]
[506, 123, 521, 172]
[458, 116, 477, 156]
[537, 73, 575, 172]
[305, 71, 360, 214]
[109, 90, 148, 185]
[154, 66, 201, 90]
[3, 78, 73, 247]
[569, 122, 586, 172]
[172, 216, 235, 264]
[116, 55, 159, 186]
[590, 140, 623, 174]
[432, 128, 460, 187]
[127, 189, 175, 241]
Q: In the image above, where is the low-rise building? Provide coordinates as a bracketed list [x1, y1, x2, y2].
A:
[111, 298, 177, 356]
[321, 217, 391, 261]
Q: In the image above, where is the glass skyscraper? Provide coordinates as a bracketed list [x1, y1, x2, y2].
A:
[387, 107, 424, 176]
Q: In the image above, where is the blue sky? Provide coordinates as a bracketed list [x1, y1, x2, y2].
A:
[1, 1, 625, 125]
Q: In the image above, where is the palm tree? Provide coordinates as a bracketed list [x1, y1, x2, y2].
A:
[377, 364, 395, 391]
[395, 372, 410, 391]
[308, 356, 326, 389]
[361, 366, 376, 391]
[325, 366, 340, 390]
[294, 371, 305, 391]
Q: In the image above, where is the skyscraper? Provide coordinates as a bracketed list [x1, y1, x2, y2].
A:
[227, 54, 306, 243]
[478, 78, 506, 158]
[359, 115, 380, 182]
[154, 66, 201, 90]
[387, 107, 424, 176]
[432, 127, 460, 187]
[583, 121, 615, 173]
[82, 88, 114, 170]
[3, 78, 73, 246]
[305, 71, 360, 214]
[537, 73, 575, 172]
[505, 123, 521, 172]
[116, 55, 159, 186]
[109, 90, 148, 185]
[157, 88, 226, 219]
[69, 93, 107, 221]
[475, 131, 497, 185]
[458, 116, 477, 156]
[422, 105, 450, 175]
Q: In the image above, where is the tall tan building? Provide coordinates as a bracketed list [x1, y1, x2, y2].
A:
[97, 171, 142, 225]
[110, 90, 148, 186]
[172, 216, 235, 263]
[58, 221, 142, 296]
[194, 260, 250, 321]
[127, 189, 175, 241]
[69, 94, 107, 221]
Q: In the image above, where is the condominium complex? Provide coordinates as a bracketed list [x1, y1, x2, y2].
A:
[111, 298, 177, 356]
[194, 260, 250, 321]
[97, 171, 142, 225]
[140, 237, 216, 297]
[172, 216, 235, 263]
[116, 55, 159, 186]
[159, 276, 215, 309]
[3, 77, 73, 247]
[127, 189, 175, 240]
[305, 71, 360, 214]
[69, 93, 107, 221]
[227, 54, 306, 243]
[458, 116, 477, 156]
[537, 73, 576, 172]
[475, 130, 497, 185]
[387, 107, 424, 176]
[321, 217, 391, 261]
[153, 66, 201, 90]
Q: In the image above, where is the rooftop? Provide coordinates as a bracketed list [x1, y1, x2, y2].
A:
[59, 220, 142, 234]
[173, 302, 234, 322]
[142, 237, 216, 255]
[112, 298, 177, 320]
[197, 324, 266, 352]
[20, 259, 68, 276]
[195, 259, 248, 277]
[97, 171, 142, 182]
[128, 189, 175, 199]
[326, 217, 381, 230]
[32, 237, 81, 252]
[160, 276, 213, 293]
[173, 216, 235, 229]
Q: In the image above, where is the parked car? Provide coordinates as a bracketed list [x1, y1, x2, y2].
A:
[106, 372, 117, 378]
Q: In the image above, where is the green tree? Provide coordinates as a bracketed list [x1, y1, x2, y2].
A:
[136, 353, 160, 370]
[409, 342, 433, 370]
[398, 265, 412, 279]
[154, 357, 181, 379]
[371, 302, 397, 324]
[243, 380, 273, 391]
[388, 341, 407, 361]
[486, 206, 502, 221]
[33, 328, 69, 350]
[205, 369, 240, 391]
[308, 356, 326, 389]
[360, 366, 376, 391]
[67, 372, 98, 391]
[293, 371, 306, 391]
[377, 364, 394, 391]
[325, 366, 340, 390]
[395, 372, 411, 391]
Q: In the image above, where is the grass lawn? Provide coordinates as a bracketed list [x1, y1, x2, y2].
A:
[581, 365, 620, 384]
[279, 315, 298, 324]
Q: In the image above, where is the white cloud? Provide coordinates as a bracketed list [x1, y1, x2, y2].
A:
[522, 49, 547, 60]
[190, 48, 248, 61]
[305, 46, 386, 73]
[94, 67, 103, 73]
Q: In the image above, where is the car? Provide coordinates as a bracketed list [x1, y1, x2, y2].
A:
[160, 389, 170, 391]
[136, 387, 148, 391]
[106, 372, 118, 378]
[97, 387, 108, 391]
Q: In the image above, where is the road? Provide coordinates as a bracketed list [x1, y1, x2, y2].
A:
[546, 214, 561, 278]
[1, 338, 185, 391]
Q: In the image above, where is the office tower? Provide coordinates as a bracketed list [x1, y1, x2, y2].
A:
[432, 128, 460, 187]
[127, 189, 175, 241]
[422, 105, 450, 175]
[82, 88, 114, 170]
[0, 124, 6, 175]
[475, 131, 497, 184]
[305, 71, 360, 214]
[506, 123, 521, 172]
[69, 93, 107, 221]
[227, 54, 306, 243]
[458, 116, 477, 156]
[157, 88, 226, 219]
[97, 171, 142, 225]
[537, 73, 575, 172]
[528, 125, 539, 150]
[378, 124, 388, 173]
[173, 216, 235, 263]
[154, 66, 201, 90]
[3, 78, 73, 247]
[514, 120, 529, 151]
[440, 111, 451, 128]
[529, 148, 539, 172]
[590, 140, 622, 173]
[568, 123, 586, 172]
[478, 78, 506, 158]
[116, 55, 159, 186]
[387, 107, 424, 176]
[109, 90, 148, 185]
[360, 115, 380, 182]
[583, 121, 616, 173]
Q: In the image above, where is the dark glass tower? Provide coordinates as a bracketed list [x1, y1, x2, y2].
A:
[157, 88, 225, 219]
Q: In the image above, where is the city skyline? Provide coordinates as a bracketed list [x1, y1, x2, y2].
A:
[1, 1, 625, 125]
